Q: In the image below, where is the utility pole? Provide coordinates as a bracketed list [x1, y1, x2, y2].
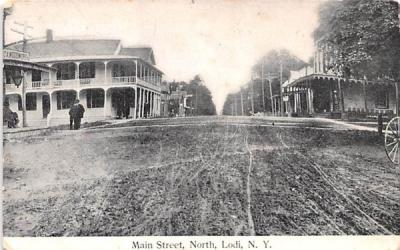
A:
[280, 60, 284, 116]
[251, 77, 255, 115]
[195, 84, 198, 116]
[268, 73, 274, 116]
[10, 21, 33, 127]
[234, 93, 238, 116]
[11, 21, 33, 52]
[240, 88, 244, 116]
[261, 61, 265, 112]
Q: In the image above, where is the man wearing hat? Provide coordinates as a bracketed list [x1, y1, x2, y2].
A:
[69, 99, 85, 130]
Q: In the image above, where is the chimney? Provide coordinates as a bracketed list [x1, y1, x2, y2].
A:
[46, 29, 53, 43]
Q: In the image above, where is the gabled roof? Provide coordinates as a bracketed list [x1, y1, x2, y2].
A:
[119, 47, 156, 65]
[6, 38, 159, 68]
[7, 39, 121, 59]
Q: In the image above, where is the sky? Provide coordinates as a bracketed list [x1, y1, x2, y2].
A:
[4, 0, 323, 113]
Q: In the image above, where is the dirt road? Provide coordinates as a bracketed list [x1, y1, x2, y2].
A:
[3, 116, 399, 236]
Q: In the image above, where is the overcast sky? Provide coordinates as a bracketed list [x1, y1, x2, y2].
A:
[5, 0, 323, 113]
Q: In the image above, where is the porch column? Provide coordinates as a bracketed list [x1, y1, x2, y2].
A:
[104, 61, 109, 84]
[134, 86, 137, 119]
[141, 88, 145, 118]
[47, 91, 53, 127]
[134, 60, 138, 82]
[159, 94, 161, 115]
[154, 93, 157, 116]
[307, 88, 312, 114]
[103, 88, 108, 117]
[150, 71, 153, 83]
[310, 89, 314, 114]
[293, 89, 297, 113]
[138, 87, 142, 118]
[146, 90, 149, 117]
[149, 91, 152, 117]
[155, 94, 158, 116]
[75, 62, 80, 82]
[338, 79, 345, 115]
[146, 90, 149, 116]
[154, 94, 157, 116]
[149, 92, 153, 117]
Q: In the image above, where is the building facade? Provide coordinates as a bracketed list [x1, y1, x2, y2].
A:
[282, 43, 397, 120]
[5, 31, 164, 127]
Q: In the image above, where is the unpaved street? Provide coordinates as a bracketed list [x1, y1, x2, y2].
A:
[3, 116, 400, 236]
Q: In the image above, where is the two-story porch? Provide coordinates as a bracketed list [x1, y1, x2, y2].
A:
[5, 36, 165, 127]
[5, 57, 163, 126]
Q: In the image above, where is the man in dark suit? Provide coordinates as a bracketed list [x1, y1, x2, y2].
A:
[69, 99, 85, 130]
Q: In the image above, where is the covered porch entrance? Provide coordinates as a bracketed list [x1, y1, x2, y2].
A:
[106, 87, 136, 119]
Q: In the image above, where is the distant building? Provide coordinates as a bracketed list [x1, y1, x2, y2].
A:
[169, 88, 192, 117]
[5, 30, 164, 126]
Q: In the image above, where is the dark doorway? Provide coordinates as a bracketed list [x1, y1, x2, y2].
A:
[42, 94, 50, 118]
[111, 88, 135, 119]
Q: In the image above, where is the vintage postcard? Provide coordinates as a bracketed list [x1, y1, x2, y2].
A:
[1, 0, 400, 249]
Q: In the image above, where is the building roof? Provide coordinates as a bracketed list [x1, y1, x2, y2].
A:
[120, 47, 156, 65]
[8, 39, 121, 59]
[6, 39, 158, 66]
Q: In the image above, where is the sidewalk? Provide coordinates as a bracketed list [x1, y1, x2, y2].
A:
[315, 118, 378, 132]
[2, 118, 137, 140]
[3, 125, 50, 140]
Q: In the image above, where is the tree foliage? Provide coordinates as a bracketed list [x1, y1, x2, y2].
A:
[222, 49, 306, 115]
[314, 0, 400, 80]
[167, 75, 216, 116]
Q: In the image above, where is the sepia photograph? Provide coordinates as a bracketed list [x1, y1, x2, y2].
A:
[1, 0, 400, 246]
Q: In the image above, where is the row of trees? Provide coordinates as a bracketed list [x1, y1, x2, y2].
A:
[223, 0, 400, 116]
[166, 75, 216, 116]
[222, 49, 306, 115]
[314, 0, 400, 81]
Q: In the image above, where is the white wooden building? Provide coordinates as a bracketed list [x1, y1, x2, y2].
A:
[5, 30, 164, 127]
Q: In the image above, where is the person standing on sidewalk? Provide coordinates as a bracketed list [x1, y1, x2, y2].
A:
[69, 99, 85, 130]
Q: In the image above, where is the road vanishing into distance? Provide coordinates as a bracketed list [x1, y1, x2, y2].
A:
[3, 116, 399, 236]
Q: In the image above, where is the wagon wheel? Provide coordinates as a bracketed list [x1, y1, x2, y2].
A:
[384, 117, 400, 165]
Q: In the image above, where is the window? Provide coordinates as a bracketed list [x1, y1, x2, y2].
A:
[56, 63, 75, 80]
[86, 89, 104, 108]
[79, 62, 95, 79]
[376, 90, 389, 109]
[57, 91, 76, 110]
[32, 70, 42, 82]
[26, 93, 37, 111]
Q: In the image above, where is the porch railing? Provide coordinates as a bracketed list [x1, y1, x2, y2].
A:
[31, 79, 50, 89]
[137, 77, 161, 92]
[111, 76, 136, 84]
[55, 79, 79, 87]
[347, 107, 395, 120]
[79, 78, 96, 85]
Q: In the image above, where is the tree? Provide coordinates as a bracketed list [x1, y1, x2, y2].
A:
[314, 0, 400, 81]
[167, 75, 217, 116]
[222, 49, 306, 115]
